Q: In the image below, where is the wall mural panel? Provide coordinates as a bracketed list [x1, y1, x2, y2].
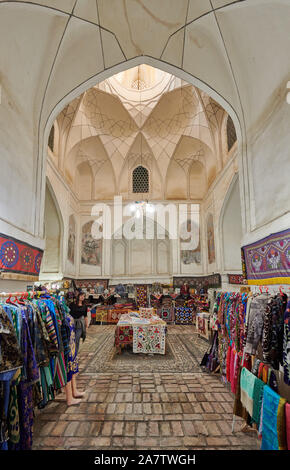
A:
[81, 221, 102, 266]
[181, 220, 201, 265]
[207, 213, 215, 265]
[67, 215, 76, 264]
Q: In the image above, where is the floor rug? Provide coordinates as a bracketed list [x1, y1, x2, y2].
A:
[80, 325, 208, 374]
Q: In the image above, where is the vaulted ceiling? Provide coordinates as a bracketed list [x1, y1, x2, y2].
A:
[51, 65, 232, 201]
[0, 0, 289, 238]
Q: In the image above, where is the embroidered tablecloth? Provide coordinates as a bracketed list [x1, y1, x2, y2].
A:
[115, 313, 166, 355]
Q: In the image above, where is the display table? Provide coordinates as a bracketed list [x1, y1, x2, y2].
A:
[115, 312, 166, 355]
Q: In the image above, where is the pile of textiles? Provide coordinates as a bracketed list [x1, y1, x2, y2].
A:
[0, 294, 78, 450]
[135, 285, 147, 308]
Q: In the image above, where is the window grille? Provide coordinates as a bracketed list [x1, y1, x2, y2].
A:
[132, 166, 149, 193]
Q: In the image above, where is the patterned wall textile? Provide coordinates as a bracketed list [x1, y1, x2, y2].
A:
[94, 309, 108, 323]
[133, 325, 166, 355]
[242, 229, 290, 285]
[228, 274, 245, 285]
[135, 285, 148, 307]
[173, 274, 221, 291]
[175, 307, 195, 325]
[75, 279, 108, 290]
[107, 309, 130, 324]
[0, 233, 43, 276]
[196, 313, 209, 339]
[115, 325, 133, 352]
[160, 307, 174, 323]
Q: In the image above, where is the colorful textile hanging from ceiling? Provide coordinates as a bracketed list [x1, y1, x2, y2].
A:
[242, 229, 290, 285]
[0, 233, 43, 276]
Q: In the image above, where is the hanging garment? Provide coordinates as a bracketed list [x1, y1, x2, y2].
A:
[0, 306, 23, 373]
[244, 294, 268, 355]
[263, 295, 285, 369]
[233, 365, 252, 425]
[240, 367, 256, 417]
[283, 300, 290, 385]
[64, 314, 79, 383]
[285, 403, 290, 451]
[7, 368, 21, 447]
[252, 377, 265, 425]
[261, 385, 287, 451]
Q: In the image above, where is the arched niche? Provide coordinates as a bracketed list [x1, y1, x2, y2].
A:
[189, 160, 207, 199]
[165, 160, 187, 199]
[111, 217, 171, 277]
[75, 161, 93, 200]
[40, 183, 63, 276]
[67, 214, 76, 265]
[112, 240, 127, 276]
[220, 176, 243, 272]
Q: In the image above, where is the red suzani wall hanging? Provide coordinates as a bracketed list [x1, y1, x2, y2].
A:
[0, 233, 43, 276]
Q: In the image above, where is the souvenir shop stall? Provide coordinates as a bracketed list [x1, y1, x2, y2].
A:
[114, 308, 167, 355]
[202, 230, 290, 450]
[87, 278, 212, 329]
[0, 289, 81, 450]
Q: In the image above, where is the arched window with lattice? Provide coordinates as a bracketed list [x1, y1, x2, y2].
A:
[226, 116, 237, 152]
[132, 165, 149, 193]
[48, 125, 55, 152]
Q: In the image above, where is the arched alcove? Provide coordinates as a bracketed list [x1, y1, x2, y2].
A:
[40, 183, 63, 276]
[189, 161, 207, 199]
[220, 176, 243, 272]
[75, 161, 93, 200]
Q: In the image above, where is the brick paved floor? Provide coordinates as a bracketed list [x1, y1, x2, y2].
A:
[32, 326, 260, 450]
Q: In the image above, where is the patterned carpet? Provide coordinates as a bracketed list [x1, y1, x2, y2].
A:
[79, 325, 209, 374]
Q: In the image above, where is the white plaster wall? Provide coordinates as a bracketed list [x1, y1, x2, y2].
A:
[203, 152, 240, 275]
[221, 177, 243, 272]
[40, 186, 61, 274]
